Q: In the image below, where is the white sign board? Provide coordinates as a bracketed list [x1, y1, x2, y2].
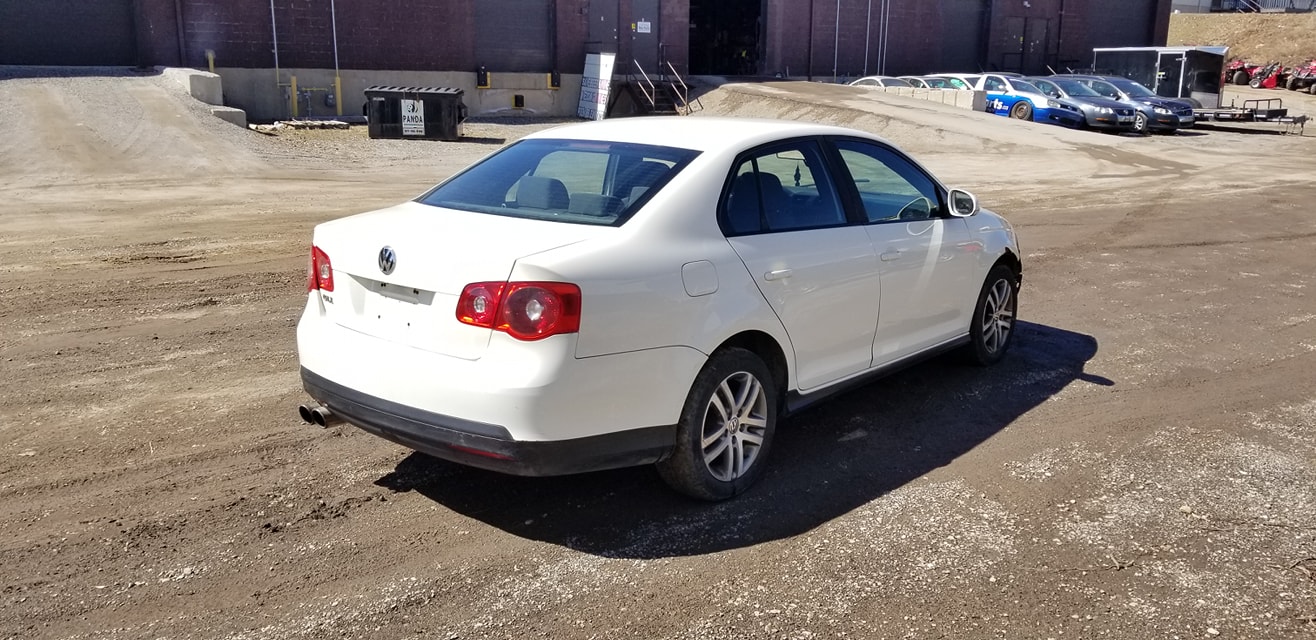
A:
[578, 52, 616, 121]
[401, 98, 424, 136]
[636, 21, 651, 34]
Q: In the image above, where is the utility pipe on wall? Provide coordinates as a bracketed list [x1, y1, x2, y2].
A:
[270, 0, 281, 106]
[880, 0, 891, 74]
[863, 0, 873, 76]
[832, 0, 840, 82]
[807, 0, 815, 80]
[330, 0, 342, 116]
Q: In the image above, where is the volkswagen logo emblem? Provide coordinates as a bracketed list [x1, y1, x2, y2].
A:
[377, 246, 396, 275]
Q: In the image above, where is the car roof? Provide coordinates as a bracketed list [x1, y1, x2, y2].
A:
[523, 117, 890, 153]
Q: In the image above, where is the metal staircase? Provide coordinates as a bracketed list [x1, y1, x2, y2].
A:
[625, 60, 703, 116]
[1221, 0, 1315, 11]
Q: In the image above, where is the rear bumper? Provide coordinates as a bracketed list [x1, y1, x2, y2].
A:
[302, 367, 675, 476]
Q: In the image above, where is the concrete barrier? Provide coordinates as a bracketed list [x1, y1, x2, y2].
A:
[210, 106, 247, 128]
[857, 85, 987, 112]
[161, 67, 252, 127]
[162, 67, 224, 106]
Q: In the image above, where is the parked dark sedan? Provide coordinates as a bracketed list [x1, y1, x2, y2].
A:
[1059, 74, 1196, 132]
[1026, 77, 1138, 133]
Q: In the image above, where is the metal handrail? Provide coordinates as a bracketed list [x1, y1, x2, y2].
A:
[632, 60, 656, 110]
[664, 60, 702, 115]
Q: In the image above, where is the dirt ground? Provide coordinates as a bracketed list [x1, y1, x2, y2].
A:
[1169, 12, 1316, 65]
[1, 68, 1315, 640]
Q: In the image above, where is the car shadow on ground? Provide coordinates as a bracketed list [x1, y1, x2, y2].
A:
[375, 320, 1106, 559]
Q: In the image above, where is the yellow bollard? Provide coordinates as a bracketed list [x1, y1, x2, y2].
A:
[334, 75, 343, 117]
[290, 75, 298, 119]
[205, 50, 215, 74]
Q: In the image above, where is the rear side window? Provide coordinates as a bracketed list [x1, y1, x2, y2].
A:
[418, 139, 699, 226]
[721, 140, 846, 235]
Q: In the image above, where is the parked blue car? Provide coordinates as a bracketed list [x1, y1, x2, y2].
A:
[974, 73, 1085, 128]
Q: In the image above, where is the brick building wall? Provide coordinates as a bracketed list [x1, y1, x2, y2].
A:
[128, 0, 684, 75]
[10, 0, 1165, 80]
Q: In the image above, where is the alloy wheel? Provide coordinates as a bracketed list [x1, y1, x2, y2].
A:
[980, 278, 1015, 355]
[700, 372, 769, 482]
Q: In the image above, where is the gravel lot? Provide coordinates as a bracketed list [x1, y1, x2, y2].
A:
[1, 68, 1314, 640]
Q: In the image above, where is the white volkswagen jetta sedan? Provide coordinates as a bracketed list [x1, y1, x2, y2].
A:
[297, 117, 1020, 500]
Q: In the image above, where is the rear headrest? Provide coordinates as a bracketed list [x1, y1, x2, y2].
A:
[515, 176, 569, 210]
[568, 193, 623, 217]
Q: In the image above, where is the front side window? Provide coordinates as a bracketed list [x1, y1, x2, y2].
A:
[1084, 80, 1122, 99]
[1052, 78, 1101, 97]
[833, 139, 941, 223]
[418, 139, 699, 226]
[721, 140, 846, 235]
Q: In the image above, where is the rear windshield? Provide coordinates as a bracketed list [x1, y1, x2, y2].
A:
[418, 139, 700, 226]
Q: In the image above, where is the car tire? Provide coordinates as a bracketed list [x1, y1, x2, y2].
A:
[1232, 70, 1250, 85]
[657, 348, 778, 501]
[962, 264, 1018, 367]
[1309, 83, 1316, 95]
[1133, 112, 1149, 135]
[1009, 101, 1033, 121]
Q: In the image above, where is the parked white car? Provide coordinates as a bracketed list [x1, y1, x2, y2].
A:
[297, 117, 1022, 500]
[848, 75, 914, 89]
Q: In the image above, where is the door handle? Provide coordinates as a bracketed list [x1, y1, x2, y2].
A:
[879, 250, 902, 262]
[763, 269, 793, 281]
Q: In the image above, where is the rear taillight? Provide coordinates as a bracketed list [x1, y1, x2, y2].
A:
[308, 245, 334, 292]
[456, 282, 505, 327]
[456, 281, 581, 341]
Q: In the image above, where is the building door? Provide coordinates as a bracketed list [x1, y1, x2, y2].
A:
[1000, 17, 1026, 73]
[631, 0, 661, 73]
[475, 0, 553, 71]
[689, 0, 762, 75]
[589, 0, 619, 53]
[1023, 18, 1051, 74]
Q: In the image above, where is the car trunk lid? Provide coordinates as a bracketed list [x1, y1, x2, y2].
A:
[311, 201, 601, 360]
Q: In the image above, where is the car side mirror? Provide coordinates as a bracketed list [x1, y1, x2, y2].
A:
[948, 188, 979, 217]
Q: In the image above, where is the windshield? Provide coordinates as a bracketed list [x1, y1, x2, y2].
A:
[1110, 78, 1156, 97]
[1011, 79, 1044, 94]
[417, 139, 699, 226]
[921, 77, 949, 88]
[1052, 78, 1102, 97]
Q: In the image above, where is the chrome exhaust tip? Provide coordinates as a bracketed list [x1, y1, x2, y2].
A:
[298, 403, 344, 428]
